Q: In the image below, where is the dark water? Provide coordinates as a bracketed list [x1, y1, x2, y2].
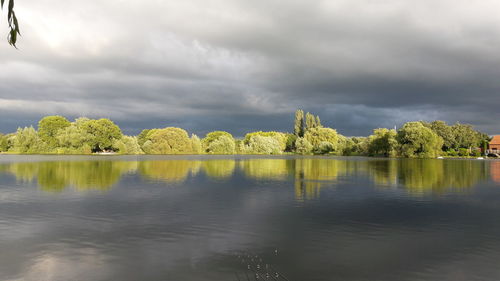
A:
[0, 155, 499, 281]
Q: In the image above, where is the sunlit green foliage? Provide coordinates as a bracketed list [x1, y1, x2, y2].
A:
[0, 133, 7, 152]
[202, 131, 235, 154]
[315, 141, 334, 154]
[304, 127, 339, 153]
[285, 133, 297, 152]
[114, 136, 143, 154]
[294, 109, 305, 137]
[137, 129, 151, 147]
[38, 116, 71, 149]
[397, 122, 443, 158]
[336, 135, 353, 155]
[243, 135, 282, 154]
[190, 134, 202, 154]
[141, 127, 192, 154]
[206, 135, 236, 154]
[367, 128, 398, 157]
[458, 148, 469, 157]
[202, 131, 232, 148]
[243, 131, 287, 152]
[305, 112, 321, 130]
[80, 118, 123, 152]
[56, 123, 92, 154]
[10, 127, 46, 153]
[451, 123, 484, 150]
[336, 135, 366, 156]
[295, 137, 313, 154]
[423, 121, 488, 154]
[344, 137, 368, 156]
[0, 112, 491, 157]
[423, 120, 455, 151]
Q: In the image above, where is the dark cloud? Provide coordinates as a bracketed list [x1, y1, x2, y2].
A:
[0, 0, 499, 137]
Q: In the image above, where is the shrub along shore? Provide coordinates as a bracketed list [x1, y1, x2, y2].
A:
[0, 110, 491, 158]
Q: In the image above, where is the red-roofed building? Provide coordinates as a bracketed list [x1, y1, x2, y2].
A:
[487, 135, 500, 154]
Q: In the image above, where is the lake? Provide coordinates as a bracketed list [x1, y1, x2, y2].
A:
[0, 155, 499, 281]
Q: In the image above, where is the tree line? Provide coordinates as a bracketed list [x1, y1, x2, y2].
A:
[0, 111, 491, 157]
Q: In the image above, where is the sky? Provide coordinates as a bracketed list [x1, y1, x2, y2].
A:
[0, 0, 499, 137]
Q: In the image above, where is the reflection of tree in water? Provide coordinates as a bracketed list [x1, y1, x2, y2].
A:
[1, 162, 39, 182]
[239, 159, 291, 180]
[139, 160, 201, 183]
[294, 159, 354, 201]
[202, 160, 236, 179]
[138, 160, 235, 183]
[367, 159, 489, 195]
[491, 161, 500, 184]
[3, 161, 138, 192]
[1, 158, 495, 195]
[292, 158, 490, 199]
[367, 159, 398, 187]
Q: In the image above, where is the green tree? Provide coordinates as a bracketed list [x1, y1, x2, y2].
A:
[202, 131, 235, 153]
[206, 135, 235, 154]
[285, 133, 297, 152]
[295, 137, 313, 154]
[244, 135, 282, 154]
[191, 134, 202, 154]
[304, 127, 339, 152]
[114, 136, 143, 154]
[424, 120, 455, 151]
[338, 136, 358, 156]
[243, 131, 287, 152]
[451, 123, 482, 151]
[56, 123, 92, 154]
[80, 118, 122, 152]
[11, 126, 46, 153]
[315, 141, 334, 154]
[294, 109, 305, 137]
[137, 129, 151, 147]
[397, 122, 443, 158]
[0, 133, 7, 152]
[141, 127, 192, 154]
[367, 128, 398, 157]
[316, 116, 322, 127]
[335, 135, 351, 156]
[305, 112, 317, 131]
[38, 116, 71, 149]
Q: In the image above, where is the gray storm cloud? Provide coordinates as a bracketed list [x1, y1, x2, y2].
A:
[0, 0, 499, 136]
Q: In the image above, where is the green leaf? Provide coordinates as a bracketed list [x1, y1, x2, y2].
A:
[9, 28, 17, 47]
[8, 0, 14, 20]
[13, 13, 20, 34]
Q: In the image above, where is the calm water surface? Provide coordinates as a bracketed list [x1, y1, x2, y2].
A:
[0, 155, 500, 281]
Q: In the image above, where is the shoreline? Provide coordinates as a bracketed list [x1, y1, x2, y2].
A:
[0, 152, 497, 160]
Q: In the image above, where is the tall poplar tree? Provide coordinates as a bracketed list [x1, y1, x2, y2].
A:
[315, 115, 322, 127]
[294, 110, 304, 137]
[305, 112, 316, 131]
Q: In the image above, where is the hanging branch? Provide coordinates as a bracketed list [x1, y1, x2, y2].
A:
[1, 0, 20, 48]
